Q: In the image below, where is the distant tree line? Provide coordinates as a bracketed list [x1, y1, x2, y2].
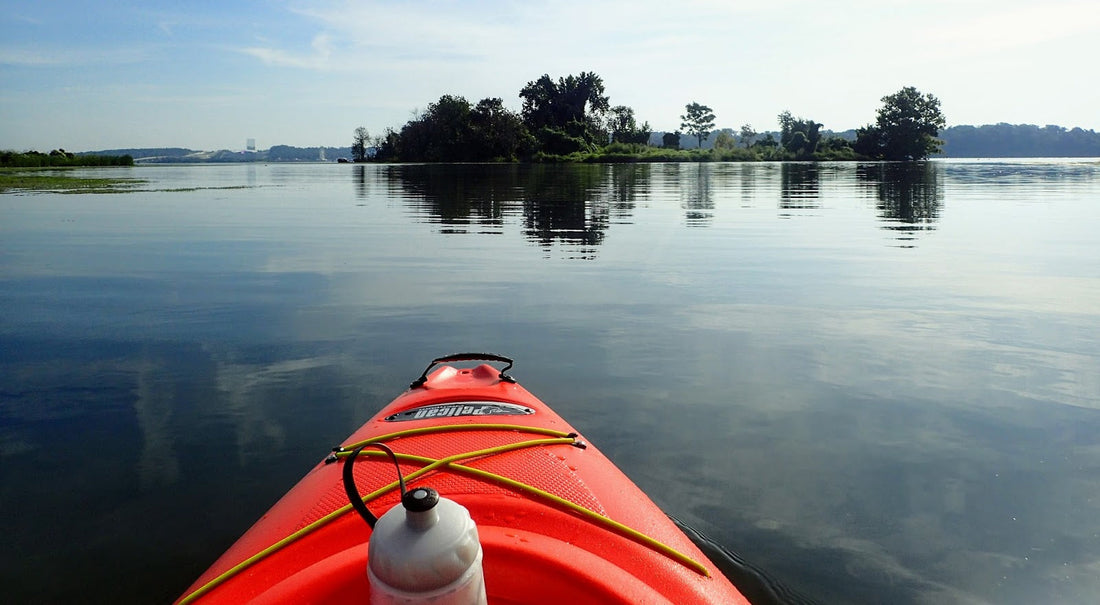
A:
[79, 147, 195, 160]
[265, 145, 346, 162]
[63, 146, 355, 163]
[1, 149, 134, 167]
[354, 74, 950, 163]
[939, 123, 1100, 157]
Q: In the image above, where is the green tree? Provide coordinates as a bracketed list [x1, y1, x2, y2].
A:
[662, 131, 681, 150]
[712, 130, 737, 150]
[777, 111, 822, 159]
[606, 105, 652, 145]
[739, 124, 757, 148]
[468, 97, 534, 160]
[395, 94, 473, 161]
[818, 135, 855, 159]
[388, 95, 535, 162]
[352, 126, 370, 162]
[520, 72, 610, 153]
[855, 86, 946, 160]
[373, 128, 398, 162]
[680, 102, 716, 148]
[754, 133, 778, 149]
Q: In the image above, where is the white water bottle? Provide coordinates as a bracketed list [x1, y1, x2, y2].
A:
[368, 486, 487, 605]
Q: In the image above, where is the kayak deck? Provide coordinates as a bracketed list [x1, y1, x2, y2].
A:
[177, 360, 749, 604]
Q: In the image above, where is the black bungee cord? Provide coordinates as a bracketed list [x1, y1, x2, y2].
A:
[340, 442, 406, 528]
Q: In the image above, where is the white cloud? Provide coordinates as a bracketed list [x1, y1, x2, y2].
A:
[4, 0, 1099, 149]
[240, 32, 338, 70]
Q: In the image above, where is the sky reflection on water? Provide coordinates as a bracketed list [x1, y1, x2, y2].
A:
[1, 160, 1099, 604]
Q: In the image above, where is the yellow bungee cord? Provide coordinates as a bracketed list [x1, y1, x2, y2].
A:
[177, 423, 707, 604]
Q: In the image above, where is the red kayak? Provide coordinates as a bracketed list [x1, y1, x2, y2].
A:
[176, 354, 750, 604]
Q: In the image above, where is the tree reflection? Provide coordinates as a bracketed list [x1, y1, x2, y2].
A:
[354, 164, 369, 200]
[521, 165, 608, 257]
[374, 162, 951, 251]
[680, 163, 714, 227]
[380, 163, 638, 258]
[779, 163, 821, 216]
[379, 164, 510, 232]
[605, 163, 650, 212]
[520, 165, 643, 258]
[739, 163, 758, 206]
[857, 162, 943, 246]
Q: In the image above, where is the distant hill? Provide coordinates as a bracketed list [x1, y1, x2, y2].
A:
[939, 124, 1100, 157]
[79, 146, 353, 163]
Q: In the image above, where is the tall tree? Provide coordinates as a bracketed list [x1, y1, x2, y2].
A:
[352, 126, 370, 162]
[855, 86, 947, 160]
[469, 97, 533, 161]
[395, 94, 473, 161]
[777, 111, 822, 158]
[739, 124, 757, 148]
[606, 105, 651, 145]
[520, 72, 610, 153]
[373, 128, 398, 162]
[680, 102, 716, 148]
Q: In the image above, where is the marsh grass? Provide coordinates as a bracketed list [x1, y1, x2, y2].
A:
[0, 169, 253, 194]
[0, 171, 145, 194]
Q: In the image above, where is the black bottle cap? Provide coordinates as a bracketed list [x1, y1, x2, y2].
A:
[401, 486, 440, 512]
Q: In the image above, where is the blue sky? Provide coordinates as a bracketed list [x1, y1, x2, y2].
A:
[2, 0, 1098, 151]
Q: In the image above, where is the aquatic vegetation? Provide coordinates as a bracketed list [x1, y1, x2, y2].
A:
[0, 170, 254, 194]
[0, 171, 145, 194]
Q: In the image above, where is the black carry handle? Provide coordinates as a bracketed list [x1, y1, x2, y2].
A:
[410, 352, 515, 388]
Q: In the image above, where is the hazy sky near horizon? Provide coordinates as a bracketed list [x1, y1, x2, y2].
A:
[2, 0, 1098, 152]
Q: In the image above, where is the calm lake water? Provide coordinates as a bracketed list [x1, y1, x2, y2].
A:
[2, 160, 1099, 604]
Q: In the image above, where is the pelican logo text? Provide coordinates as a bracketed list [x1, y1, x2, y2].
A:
[385, 401, 535, 422]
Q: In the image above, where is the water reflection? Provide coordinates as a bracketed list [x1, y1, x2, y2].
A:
[779, 163, 821, 217]
[379, 164, 509, 232]
[367, 162, 958, 249]
[373, 164, 641, 258]
[134, 361, 181, 489]
[858, 162, 944, 246]
[3, 161, 1100, 604]
[354, 164, 369, 200]
[941, 159, 1100, 190]
[680, 163, 715, 226]
[605, 163, 651, 210]
[520, 165, 610, 257]
[736, 163, 758, 207]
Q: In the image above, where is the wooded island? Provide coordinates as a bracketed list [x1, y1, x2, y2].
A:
[352, 72, 946, 164]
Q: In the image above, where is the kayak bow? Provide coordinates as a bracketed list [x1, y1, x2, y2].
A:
[176, 353, 750, 604]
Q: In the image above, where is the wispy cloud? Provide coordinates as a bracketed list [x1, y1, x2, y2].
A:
[232, 0, 777, 81]
[4, 0, 1099, 149]
[240, 33, 336, 70]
